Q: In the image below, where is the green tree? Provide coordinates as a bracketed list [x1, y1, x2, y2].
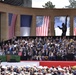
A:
[42, 1, 55, 8]
[65, 0, 76, 8]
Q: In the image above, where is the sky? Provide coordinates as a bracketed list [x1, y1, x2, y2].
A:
[32, 0, 70, 8]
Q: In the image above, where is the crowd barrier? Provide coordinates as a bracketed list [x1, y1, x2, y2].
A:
[0, 55, 76, 67]
[1, 60, 76, 67]
[20, 61, 76, 68]
[39, 61, 76, 67]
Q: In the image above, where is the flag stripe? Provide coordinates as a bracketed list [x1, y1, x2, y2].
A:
[36, 16, 49, 36]
[9, 14, 17, 39]
[74, 28, 76, 35]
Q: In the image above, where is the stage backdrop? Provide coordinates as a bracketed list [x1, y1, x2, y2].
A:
[20, 15, 32, 36]
[54, 16, 70, 36]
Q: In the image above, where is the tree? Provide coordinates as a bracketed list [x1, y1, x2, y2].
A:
[65, 0, 76, 8]
[42, 1, 55, 8]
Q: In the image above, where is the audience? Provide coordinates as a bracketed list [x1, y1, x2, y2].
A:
[0, 64, 76, 75]
[0, 36, 76, 61]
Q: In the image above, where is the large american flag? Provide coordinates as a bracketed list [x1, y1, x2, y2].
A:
[74, 17, 76, 35]
[36, 16, 50, 36]
[74, 28, 76, 35]
[8, 13, 17, 39]
[20, 15, 32, 36]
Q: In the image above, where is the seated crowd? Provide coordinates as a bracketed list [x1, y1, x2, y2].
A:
[0, 36, 76, 61]
[0, 64, 76, 75]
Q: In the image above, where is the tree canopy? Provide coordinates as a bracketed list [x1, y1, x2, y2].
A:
[42, 1, 55, 8]
[65, 0, 76, 8]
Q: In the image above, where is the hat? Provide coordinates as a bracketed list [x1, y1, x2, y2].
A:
[38, 66, 43, 69]
[58, 68, 64, 72]
[25, 65, 31, 68]
[2, 66, 7, 69]
[43, 66, 48, 69]
[53, 68, 57, 71]
[25, 72, 29, 75]
[72, 65, 76, 70]
[6, 71, 10, 74]
[34, 72, 38, 75]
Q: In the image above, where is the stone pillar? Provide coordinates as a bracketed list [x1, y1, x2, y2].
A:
[70, 15, 74, 36]
[15, 14, 20, 36]
[1, 13, 8, 41]
[50, 15, 54, 36]
[48, 16, 51, 36]
[30, 15, 36, 36]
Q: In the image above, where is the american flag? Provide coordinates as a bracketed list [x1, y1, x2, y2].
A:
[8, 13, 17, 39]
[20, 15, 32, 36]
[74, 17, 76, 35]
[74, 28, 76, 35]
[36, 16, 50, 36]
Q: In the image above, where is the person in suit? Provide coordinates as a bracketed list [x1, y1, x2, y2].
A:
[57, 15, 68, 36]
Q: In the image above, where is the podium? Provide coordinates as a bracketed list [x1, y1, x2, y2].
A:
[6, 55, 20, 62]
[6, 55, 11, 62]
[6, 54, 11, 62]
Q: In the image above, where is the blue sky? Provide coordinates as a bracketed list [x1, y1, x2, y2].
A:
[54, 16, 70, 28]
[32, 0, 70, 8]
